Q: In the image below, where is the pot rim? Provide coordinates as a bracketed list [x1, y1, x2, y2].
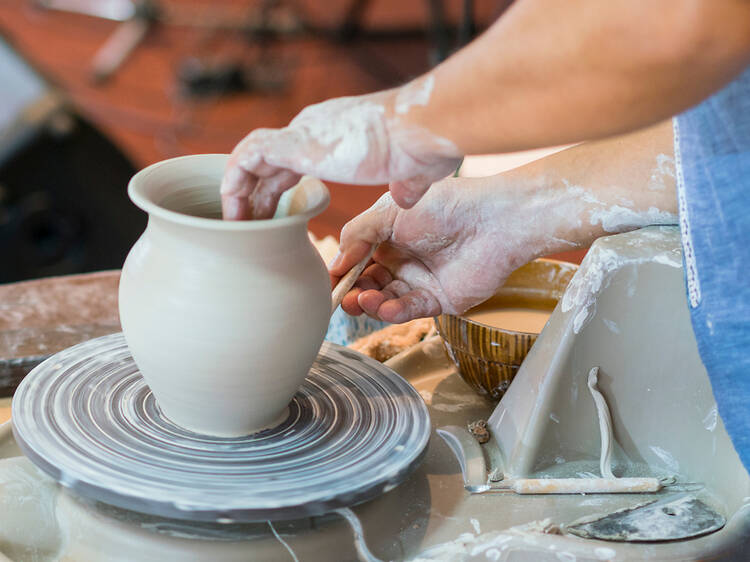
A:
[128, 154, 330, 231]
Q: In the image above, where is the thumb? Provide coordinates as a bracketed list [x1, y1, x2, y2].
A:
[329, 192, 399, 279]
[388, 176, 432, 209]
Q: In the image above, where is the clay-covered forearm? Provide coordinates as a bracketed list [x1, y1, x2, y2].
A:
[331, 122, 678, 322]
[403, 0, 750, 155]
[489, 120, 678, 258]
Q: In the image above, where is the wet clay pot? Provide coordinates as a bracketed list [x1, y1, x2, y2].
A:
[119, 154, 331, 436]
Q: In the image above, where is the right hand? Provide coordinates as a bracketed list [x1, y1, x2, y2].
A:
[221, 81, 462, 220]
[329, 177, 543, 323]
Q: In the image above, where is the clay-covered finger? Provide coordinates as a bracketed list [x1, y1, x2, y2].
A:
[220, 161, 258, 199]
[357, 280, 408, 317]
[353, 274, 381, 292]
[239, 154, 280, 179]
[221, 195, 252, 221]
[221, 128, 285, 203]
[258, 128, 320, 173]
[357, 289, 391, 318]
[381, 279, 412, 297]
[221, 136, 262, 198]
[238, 126, 327, 180]
[376, 288, 442, 323]
[341, 287, 365, 316]
[331, 193, 399, 276]
[251, 170, 302, 219]
[328, 239, 374, 278]
[388, 176, 432, 209]
[341, 273, 381, 316]
[359, 263, 393, 289]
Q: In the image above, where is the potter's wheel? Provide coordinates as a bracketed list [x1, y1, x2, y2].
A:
[11, 333, 430, 522]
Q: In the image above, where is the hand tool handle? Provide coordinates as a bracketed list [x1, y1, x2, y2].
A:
[510, 477, 662, 494]
[91, 17, 151, 83]
[331, 246, 377, 314]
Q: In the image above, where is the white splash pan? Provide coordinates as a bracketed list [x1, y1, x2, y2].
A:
[1, 226, 748, 561]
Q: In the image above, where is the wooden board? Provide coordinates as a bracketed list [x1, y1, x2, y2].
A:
[0, 271, 121, 395]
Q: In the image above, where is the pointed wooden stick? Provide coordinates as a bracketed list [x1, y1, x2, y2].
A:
[331, 245, 377, 315]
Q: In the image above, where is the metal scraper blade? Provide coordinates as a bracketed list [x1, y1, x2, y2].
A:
[567, 494, 725, 542]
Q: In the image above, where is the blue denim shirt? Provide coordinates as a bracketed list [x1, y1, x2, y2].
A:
[674, 64, 750, 469]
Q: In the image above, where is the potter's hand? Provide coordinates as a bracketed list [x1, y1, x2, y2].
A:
[221, 78, 462, 220]
[330, 121, 681, 324]
[328, 179, 536, 324]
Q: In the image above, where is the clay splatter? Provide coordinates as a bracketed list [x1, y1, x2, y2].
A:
[649, 446, 680, 473]
[702, 405, 718, 432]
[561, 227, 682, 333]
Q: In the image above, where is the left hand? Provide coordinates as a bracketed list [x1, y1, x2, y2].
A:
[220, 83, 462, 220]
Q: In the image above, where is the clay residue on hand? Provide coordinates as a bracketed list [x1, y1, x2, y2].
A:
[395, 75, 435, 115]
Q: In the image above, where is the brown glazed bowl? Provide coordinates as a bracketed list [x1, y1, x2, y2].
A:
[435, 259, 578, 401]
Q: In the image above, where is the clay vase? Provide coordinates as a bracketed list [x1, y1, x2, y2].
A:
[119, 154, 331, 437]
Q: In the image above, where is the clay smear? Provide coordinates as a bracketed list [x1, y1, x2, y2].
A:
[395, 75, 435, 115]
[561, 227, 682, 334]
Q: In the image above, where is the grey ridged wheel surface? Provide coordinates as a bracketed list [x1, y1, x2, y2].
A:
[12, 333, 430, 522]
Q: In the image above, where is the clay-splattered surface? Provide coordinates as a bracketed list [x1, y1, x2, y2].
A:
[0, 270, 120, 358]
[0, 271, 121, 393]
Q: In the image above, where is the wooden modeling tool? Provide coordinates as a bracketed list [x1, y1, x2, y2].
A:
[331, 245, 377, 314]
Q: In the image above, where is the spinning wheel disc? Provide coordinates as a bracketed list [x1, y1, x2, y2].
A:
[12, 333, 430, 521]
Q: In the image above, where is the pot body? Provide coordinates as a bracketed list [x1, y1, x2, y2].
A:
[119, 155, 331, 436]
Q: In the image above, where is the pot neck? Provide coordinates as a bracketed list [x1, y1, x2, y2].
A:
[147, 215, 313, 260]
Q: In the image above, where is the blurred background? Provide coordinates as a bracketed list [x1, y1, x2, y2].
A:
[0, 1, 558, 284]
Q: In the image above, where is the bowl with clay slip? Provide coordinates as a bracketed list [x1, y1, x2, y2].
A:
[435, 259, 578, 400]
